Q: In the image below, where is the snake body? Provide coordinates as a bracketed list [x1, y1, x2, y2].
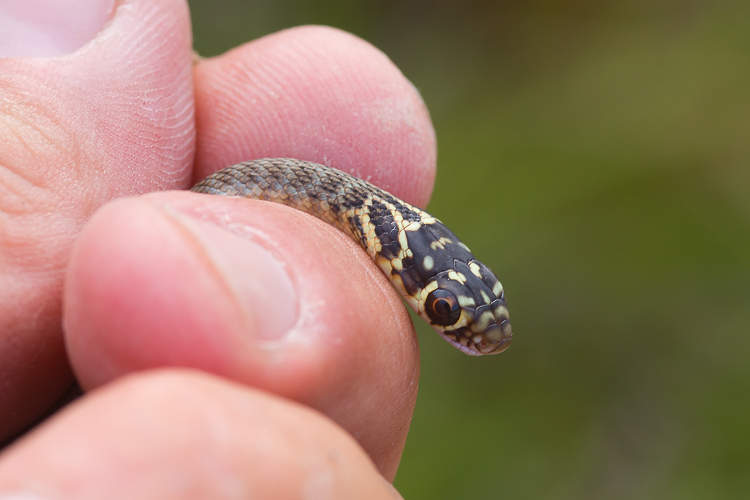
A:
[191, 158, 512, 355]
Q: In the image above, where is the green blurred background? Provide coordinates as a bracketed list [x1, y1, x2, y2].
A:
[188, 1, 750, 498]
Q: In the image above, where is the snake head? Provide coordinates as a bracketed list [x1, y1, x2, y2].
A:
[418, 259, 512, 355]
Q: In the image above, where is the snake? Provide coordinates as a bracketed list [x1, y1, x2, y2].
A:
[191, 158, 512, 356]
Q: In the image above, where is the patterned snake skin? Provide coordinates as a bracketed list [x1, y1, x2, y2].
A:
[192, 158, 512, 355]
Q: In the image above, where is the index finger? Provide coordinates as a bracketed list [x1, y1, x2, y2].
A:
[192, 25, 437, 207]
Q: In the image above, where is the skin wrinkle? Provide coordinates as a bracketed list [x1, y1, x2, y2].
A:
[1, 210, 77, 273]
[0, 98, 81, 196]
[213, 71, 274, 164]
[164, 97, 197, 153]
[69, 0, 194, 193]
[98, 87, 193, 192]
[275, 39, 363, 160]
[85, 1, 151, 60]
[149, 201, 248, 335]
[2, 56, 187, 209]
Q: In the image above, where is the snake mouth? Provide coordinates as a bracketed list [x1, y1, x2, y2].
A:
[441, 335, 485, 356]
[482, 336, 512, 354]
[440, 334, 511, 356]
[437, 320, 513, 356]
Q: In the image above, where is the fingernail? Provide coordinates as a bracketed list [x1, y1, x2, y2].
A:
[0, 0, 116, 58]
[171, 211, 299, 341]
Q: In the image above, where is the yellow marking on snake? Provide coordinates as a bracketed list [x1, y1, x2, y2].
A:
[191, 158, 512, 356]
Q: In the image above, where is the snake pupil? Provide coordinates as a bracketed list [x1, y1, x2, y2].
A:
[435, 299, 451, 317]
[426, 289, 461, 326]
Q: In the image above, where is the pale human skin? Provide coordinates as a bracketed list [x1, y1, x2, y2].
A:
[0, 0, 437, 497]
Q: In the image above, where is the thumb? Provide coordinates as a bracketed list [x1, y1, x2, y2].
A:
[0, 0, 194, 442]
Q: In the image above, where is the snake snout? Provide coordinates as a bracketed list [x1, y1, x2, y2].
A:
[479, 319, 512, 354]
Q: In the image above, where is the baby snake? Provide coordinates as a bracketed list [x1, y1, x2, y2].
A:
[192, 158, 512, 355]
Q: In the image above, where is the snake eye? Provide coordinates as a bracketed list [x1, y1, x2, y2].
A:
[425, 289, 461, 326]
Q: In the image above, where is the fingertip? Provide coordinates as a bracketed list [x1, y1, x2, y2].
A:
[64, 194, 298, 387]
[0, 370, 399, 498]
[194, 25, 436, 206]
[63, 191, 419, 477]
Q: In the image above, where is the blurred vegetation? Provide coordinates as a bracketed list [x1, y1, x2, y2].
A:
[188, 1, 750, 498]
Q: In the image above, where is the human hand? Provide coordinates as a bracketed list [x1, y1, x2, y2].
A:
[0, 0, 436, 496]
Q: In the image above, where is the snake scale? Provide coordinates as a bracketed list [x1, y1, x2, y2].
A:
[191, 158, 512, 355]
